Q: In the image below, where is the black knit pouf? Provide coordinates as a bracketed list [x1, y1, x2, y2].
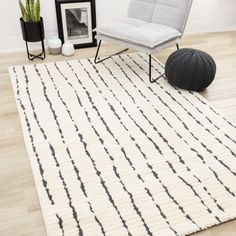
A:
[165, 48, 216, 91]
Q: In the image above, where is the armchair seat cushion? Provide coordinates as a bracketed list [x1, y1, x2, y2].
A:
[95, 17, 181, 49]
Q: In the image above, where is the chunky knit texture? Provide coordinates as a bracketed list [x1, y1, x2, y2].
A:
[165, 48, 216, 91]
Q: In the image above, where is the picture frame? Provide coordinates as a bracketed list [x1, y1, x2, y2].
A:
[55, 0, 97, 49]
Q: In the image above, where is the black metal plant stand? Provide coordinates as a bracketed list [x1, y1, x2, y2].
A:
[20, 17, 46, 61]
[24, 38, 45, 61]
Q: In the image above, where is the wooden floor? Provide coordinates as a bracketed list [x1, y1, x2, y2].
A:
[0, 32, 236, 236]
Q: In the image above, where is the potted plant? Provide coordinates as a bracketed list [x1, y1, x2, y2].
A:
[19, 0, 46, 60]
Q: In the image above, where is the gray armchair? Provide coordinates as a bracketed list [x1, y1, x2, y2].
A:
[94, 0, 193, 83]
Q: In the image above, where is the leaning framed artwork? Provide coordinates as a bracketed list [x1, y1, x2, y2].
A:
[55, 0, 97, 48]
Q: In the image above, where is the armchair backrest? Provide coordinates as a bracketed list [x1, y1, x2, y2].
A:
[128, 0, 193, 33]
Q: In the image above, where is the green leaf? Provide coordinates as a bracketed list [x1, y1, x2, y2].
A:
[19, 0, 40, 22]
[34, 0, 40, 22]
[19, 0, 27, 21]
[29, 0, 35, 22]
[25, 0, 32, 21]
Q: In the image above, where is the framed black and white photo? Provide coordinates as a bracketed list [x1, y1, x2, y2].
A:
[55, 0, 97, 48]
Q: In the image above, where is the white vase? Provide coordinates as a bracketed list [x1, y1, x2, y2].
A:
[62, 41, 75, 57]
[48, 35, 62, 55]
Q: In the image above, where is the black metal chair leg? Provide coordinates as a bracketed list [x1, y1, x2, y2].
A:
[94, 40, 102, 63]
[149, 55, 165, 83]
[94, 40, 129, 64]
[149, 44, 179, 82]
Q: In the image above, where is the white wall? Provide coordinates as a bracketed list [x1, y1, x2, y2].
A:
[186, 0, 236, 33]
[0, 0, 236, 53]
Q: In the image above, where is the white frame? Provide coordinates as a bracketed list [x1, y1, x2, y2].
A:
[61, 2, 93, 45]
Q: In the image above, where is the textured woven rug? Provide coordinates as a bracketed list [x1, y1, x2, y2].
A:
[9, 53, 236, 236]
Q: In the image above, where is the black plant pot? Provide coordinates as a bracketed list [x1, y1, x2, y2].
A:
[20, 17, 46, 60]
[20, 17, 45, 42]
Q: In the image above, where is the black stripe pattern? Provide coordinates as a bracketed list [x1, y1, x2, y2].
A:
[9, 52, 236, 236]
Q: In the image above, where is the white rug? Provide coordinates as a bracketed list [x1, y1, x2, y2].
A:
[9, 53, 236, 236]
